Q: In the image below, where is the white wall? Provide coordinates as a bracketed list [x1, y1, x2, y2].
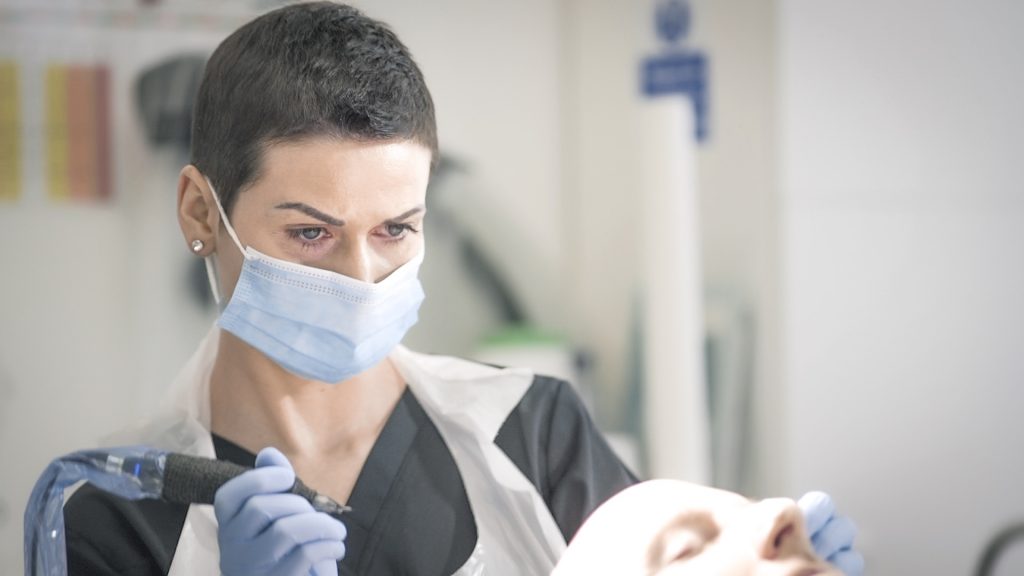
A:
[561, 0, 783, 492]
[780, 1, 1024, 572]
[689, 0, 784, 497]
[560, 0, 646, 428]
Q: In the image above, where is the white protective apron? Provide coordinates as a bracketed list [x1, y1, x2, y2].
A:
[106, 326, 567, 576]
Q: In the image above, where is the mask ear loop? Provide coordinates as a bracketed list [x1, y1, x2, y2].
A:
[201, 177, 247, 308]
[204, 177, 246, 254]
[204, 256, 224, 308]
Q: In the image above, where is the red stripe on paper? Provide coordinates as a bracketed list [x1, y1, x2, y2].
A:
[94, 65, 112, 200]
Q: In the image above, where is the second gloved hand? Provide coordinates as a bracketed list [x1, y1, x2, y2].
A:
[215, 446, 347, 576]
[798, 491, 864, 576]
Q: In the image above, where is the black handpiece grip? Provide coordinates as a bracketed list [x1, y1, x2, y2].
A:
[162, 453, 349, 516]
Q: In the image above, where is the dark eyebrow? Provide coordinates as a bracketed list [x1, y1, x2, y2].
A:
[384, 205, 426, 223]
[274, 202, 345, 227]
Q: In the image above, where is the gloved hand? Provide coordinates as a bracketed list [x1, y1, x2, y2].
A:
[798, 491, 864, 576]
[215, 447, 347, 576]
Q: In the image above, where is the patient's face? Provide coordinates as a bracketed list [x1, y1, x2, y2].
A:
[554, 480, 841, 576]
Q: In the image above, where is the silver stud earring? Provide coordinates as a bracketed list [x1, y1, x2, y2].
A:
[191, 239, 205, 253]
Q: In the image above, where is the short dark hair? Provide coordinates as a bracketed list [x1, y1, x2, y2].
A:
[190, 1, 437, 214]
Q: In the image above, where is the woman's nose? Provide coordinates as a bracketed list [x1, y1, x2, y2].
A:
[333, 242, 375, 282]
[752, 498, 806, 560]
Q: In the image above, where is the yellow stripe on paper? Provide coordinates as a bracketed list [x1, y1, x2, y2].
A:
[0, 61, 20, 201]
[46, 65, 70, 201]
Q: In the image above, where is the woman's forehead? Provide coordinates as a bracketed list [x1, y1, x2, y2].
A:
[239, 137, 431, 215]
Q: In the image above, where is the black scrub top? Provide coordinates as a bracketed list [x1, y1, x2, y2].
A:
[63, 375, 637, 575]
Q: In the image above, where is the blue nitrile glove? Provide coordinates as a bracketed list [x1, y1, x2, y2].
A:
[215, 447, 347, 576]
[798, 491, 864, 576]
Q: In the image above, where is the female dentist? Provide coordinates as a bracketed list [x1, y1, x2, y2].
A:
[60, 3, 859, 576]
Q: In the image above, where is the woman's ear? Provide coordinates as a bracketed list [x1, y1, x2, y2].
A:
[177, 165, 220, 256]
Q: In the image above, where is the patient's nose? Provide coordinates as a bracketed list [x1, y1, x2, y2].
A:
[752, 498, 806, 560]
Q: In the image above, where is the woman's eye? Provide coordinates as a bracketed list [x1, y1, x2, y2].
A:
[286, 227, 329, 248]
[386, 224, 407, 237]
[385, 223, 416, 238]
[298, 227, 324, 241]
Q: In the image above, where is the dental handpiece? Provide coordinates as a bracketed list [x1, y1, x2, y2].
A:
[24, 447, 353, 576]
[116, 451, 352, 517]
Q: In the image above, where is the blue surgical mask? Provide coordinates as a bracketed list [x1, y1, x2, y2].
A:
[203, 178, 425, 383]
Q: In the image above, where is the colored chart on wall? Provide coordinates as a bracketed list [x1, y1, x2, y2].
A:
[45, 63, 112, 202]
[0, 60, 19, 201]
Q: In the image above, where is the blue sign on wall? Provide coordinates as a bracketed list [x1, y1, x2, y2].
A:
[641, 0, 709, 142]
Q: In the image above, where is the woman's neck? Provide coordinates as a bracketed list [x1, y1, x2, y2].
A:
[208, 330, 406, 461]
